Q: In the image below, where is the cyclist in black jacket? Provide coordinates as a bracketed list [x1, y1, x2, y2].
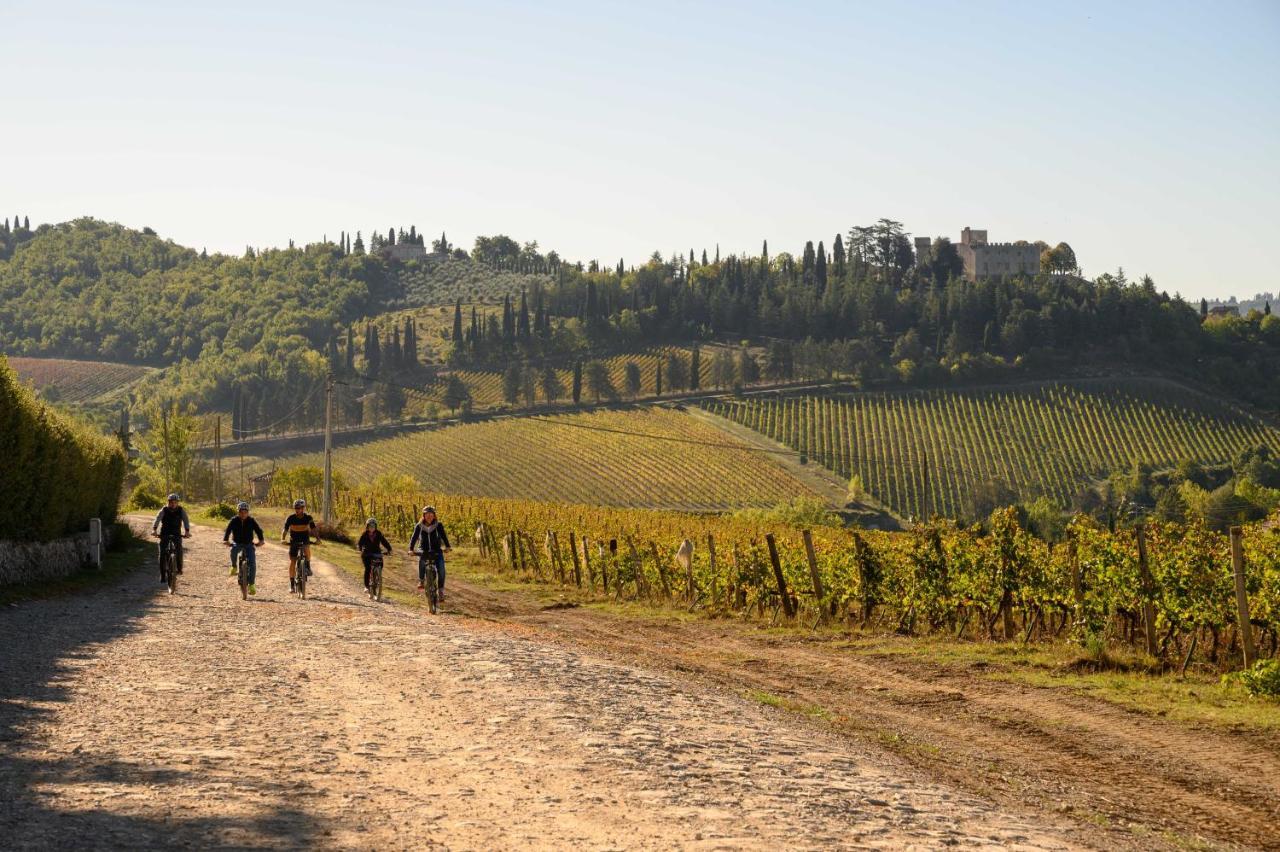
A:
[151, 494, 191, 583]
[357, 518, 392, 590]
[223, 501, 265, 595]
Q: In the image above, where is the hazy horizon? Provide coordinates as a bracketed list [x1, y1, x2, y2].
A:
[3, 0, 1277, 302]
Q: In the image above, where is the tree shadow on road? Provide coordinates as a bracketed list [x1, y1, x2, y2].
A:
[0, 547, 330, 849]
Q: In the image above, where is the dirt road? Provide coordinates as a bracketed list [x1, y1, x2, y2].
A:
[0, 517, 1086, 849]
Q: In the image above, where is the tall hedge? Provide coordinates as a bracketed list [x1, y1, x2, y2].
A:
[0, 356, 126, 541]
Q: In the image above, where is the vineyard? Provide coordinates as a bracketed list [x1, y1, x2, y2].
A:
[6, 356, 152, 404]
[704, 379, 1280, 520]
[278, 407, 823, 510]
[266, 482, 1280, 671]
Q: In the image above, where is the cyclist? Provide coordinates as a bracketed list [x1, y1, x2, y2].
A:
[282, 499, 317, 594]
[409, 505, 451, 600]
[223, 501, 265, 596]
[150, 493, 191, 583]
[357, 518, 393, 591]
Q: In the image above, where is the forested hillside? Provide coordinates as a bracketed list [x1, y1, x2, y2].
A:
[3, 217, 1277, 441]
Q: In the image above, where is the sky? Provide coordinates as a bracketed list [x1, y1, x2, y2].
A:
[1, 0, 1277, 301]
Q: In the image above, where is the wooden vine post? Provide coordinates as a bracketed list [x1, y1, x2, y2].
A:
[706, 534, 718, 607]
[568, 531, 583, 588]
[650, 541, 671, 601]
[1069, 538, 1084, 636]
[765, 533, 795, 619]
[1135, 526, 1159, 658]
[581, 536, 595, 592]
[1230, 526, 1256, 668]
[801, 529, 825, 623]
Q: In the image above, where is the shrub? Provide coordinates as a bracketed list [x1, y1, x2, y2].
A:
[205, 502, 236, 520]
[1226, 659, 1280, 700]
[128, 484, 163, 510]
[316, 521, 351, 545]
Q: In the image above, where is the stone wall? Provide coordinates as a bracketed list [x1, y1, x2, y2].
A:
[0, 525, 116, 586]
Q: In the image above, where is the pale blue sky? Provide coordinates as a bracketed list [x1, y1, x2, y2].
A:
[2, 1, 1277, 300]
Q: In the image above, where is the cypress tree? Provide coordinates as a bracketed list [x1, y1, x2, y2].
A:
[388, 227, 395, 246]
[452, 299, 464, 342]
[469, 307, 479, 347]
[345, 326, 355, 371]
[802, 241, 816, 278]
[690, 345, 701, 391]
[22, 216, 29, 230]
[715, 244, 720, 263]
[701, 249, 708, 266]
[815, 240, 827, 291]
[616, 258, 625, 278]
[833, 234, 845, 278]
[502, 295, 514, 342]
[403, 317, 418, 366]
[365, 324, 383, 374]
[762, 239, 768, 265]
[655, 361, 663, 397]
[571, 361, 582, 405]
[517, 287, 530, 340]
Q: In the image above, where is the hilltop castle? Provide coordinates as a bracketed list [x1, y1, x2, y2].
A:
[917, 227, 1041, 281]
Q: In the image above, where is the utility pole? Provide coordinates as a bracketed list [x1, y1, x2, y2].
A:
[322, 374, 334, 526]
[161, 406, 171, 496]
[214, 415, 223, 505]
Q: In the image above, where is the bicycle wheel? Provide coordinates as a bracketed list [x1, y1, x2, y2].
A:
[426, 564, 438, 614]
[167, 552, 178, 595]
[238, 556, 248, 599]
[298, 558, 308, 600]
[373, 566, 383, 602]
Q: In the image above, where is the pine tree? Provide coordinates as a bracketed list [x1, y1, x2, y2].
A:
[452, 299, 464, 342]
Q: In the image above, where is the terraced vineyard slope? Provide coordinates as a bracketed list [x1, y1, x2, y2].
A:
[6, 356, 151, 404]
[704, 378, 1280, 519]
[279, 407, 822, 510]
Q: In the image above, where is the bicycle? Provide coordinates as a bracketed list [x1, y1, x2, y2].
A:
[154, 533, 180, 596]
[367, 552, 384, 602]
[292, 538, 317, 600]
[416, 550, 440, 614]
[226, 542, 251, 600]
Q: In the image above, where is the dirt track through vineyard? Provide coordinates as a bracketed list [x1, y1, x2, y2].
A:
[0, 518, 1094, 849]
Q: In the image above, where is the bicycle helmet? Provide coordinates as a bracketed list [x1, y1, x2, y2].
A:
[422, 505, 436, 515]
[167, 493, 180, 502]
[237, 501, 250, 512]
[294, 499, 307, 509]
[366, 518, 378, 528]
